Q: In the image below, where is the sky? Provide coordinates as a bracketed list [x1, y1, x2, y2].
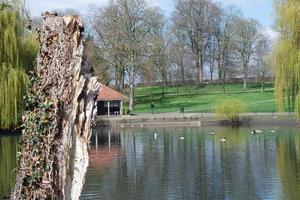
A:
[27, 0, 276, 37]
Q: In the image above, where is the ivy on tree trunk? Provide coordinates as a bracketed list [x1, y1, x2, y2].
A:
[11, 13, 100, 200]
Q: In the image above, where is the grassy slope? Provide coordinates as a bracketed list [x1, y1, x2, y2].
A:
[125, 83, 289, 114]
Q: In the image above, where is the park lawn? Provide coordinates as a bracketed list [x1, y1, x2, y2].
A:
[125, 83, 286, 114]
[134, 83, 274, 97]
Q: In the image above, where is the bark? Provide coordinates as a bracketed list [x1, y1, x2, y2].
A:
[196, 56, 201, 85]
[180, 59, 185, 84]
[261, 71, 265, 93]
[209, 58, 214, 82]
[243, 63, 248, 89]
[11, 13, 100, 200]
[200, 55, 204, 83]
[129, 63, 135, 112]
[196, 53, 203, 85]
[222, 64, 226, 94]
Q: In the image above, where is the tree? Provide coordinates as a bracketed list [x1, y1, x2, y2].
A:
[254, 34, 271, 93]
[206, 35, 218, 82]
[233, 18, 262, 89]
[83, 36, 111, 84]
[168, 25, 189, 85]
[215, 6, 238, 93]
[12, 13, 100, 199]
[89, 2, 127, 90]
[0, 0, 38, 129]
[118, 0, 150, 111]
[272, 0, 300, 113]
[172, 0, 217, 85]
[147, 7, 168, 97]
[90, 0, 150, 112]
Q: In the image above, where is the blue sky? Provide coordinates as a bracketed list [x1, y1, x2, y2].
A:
[28, 0, 275, 35]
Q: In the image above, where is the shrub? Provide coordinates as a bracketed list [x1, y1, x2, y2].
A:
[215, 99, 246, 124]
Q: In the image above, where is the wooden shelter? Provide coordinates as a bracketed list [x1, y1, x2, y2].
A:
[97, 85, 127, 116]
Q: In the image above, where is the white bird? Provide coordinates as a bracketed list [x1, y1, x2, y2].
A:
[154, 132, 158, 139]
[180, 136, 185, 140]
[140, 124, 144, 127]
[131, 124, 134, 128]
[120, 125, 124, 128]
[210, 131, 215, 135]
[220, 137, 226, 142]
[270, 130, 275, 133]
[255, 129, 263, 133]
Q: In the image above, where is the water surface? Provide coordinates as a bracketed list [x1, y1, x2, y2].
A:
[1, 126, 300, 200]
[0, 134, 18, 198]
[81, 126, 300, 200]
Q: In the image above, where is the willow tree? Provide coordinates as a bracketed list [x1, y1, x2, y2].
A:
[0, 0, 38, 129]
[273, 0, 300, 113]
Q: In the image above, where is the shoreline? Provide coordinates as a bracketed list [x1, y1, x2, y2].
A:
[96, 112, 300, 128]
[1, 112, 298, 135]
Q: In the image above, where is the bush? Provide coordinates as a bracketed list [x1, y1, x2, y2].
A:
[215, 99, 246, 124]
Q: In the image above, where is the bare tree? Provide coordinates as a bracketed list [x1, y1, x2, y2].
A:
[147, 7, 168, 97]
[90, 0, 151, 112]
[172, 0, 217, 85]
[89, 2, 127, 89]
[254, 33, 271, 93]
[206, 34, 218, 81]
[168, 26, 188, 85]
[83, 36, 111, 84]
[233, 18, 262, 89]
[214, 6, 239, 92]
[118, 0, 150, 111]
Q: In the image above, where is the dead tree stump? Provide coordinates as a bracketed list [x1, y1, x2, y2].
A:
[11, 13, 100, 200]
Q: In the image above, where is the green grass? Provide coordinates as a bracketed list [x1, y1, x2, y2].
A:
[124, 83, 291, 114]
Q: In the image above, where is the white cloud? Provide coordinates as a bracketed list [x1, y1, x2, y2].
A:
[263, 27, 279, 41]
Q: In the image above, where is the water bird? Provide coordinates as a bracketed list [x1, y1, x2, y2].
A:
[140, 124, 144, 127]
[131, 124, 134, 128]
[251, 129, 263, 134]
[270, 130, 275, 133]
[120, 125, 124, 128]
[210, 130, 215, 135]
[220, 137, 226, 142]
[180, 136, 185, 140]
[154, 132, 158, 139]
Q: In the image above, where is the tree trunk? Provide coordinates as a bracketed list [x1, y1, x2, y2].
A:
[121, 65, 125, 90]
[261, 71, 265, 93]
[217, 38, 222, 81]
[196, 56, 201, 85]
[129, 63, 135, 112]
[180, 58, 185, 84]
[243, 64, 248, 89]
[222, 65, 226, 94]
[11, 13, 100, 200]
[209, 58, 213, 82]
[199, 54, 204, 84]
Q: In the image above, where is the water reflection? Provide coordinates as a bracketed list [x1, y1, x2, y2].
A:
[81, 127, 300, 200]
[0, 135, 18, 198]
[1, 127, 300, 200]
[277, 128, 300, 200]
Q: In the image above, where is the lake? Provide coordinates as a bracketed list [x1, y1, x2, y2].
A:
[1, 126, 300, 200]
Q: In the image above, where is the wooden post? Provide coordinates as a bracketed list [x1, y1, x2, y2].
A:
[12, 13, 100, 200]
